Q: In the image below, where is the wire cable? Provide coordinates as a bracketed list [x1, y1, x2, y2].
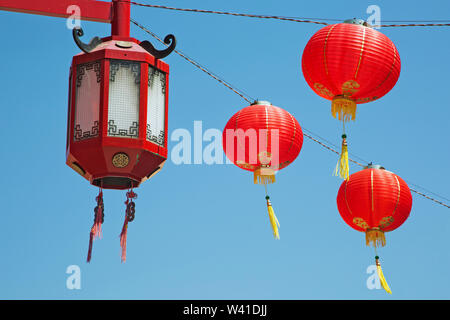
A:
[131, 18, 450, 210]
[127, 2, 329, 25]
[130, 19, 254, 104]
[125, 1, 450, 28]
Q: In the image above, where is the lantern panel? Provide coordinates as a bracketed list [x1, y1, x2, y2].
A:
[74, 61, 101, 141]
[107, 59, 140, 139]
[146, 65, 166, 146]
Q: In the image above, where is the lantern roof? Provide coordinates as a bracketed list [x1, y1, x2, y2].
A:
[364, 163, 386, 170]
[251, 100, 272, 106]
[73, 37, 149, 57]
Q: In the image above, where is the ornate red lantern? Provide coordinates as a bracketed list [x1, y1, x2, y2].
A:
[66, 22, 176, 262]
[336, 164, 412, 293]
[302, 19, 401, 179]
[222, 101, 304, 238]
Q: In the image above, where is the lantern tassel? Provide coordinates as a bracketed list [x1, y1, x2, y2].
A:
[119, 212, 129, 263]
[331, 96, 357, 121]
[334, 134, 349, 180]
[120, 190, 137, 263]
[366, 228, 386, 247]
[254, 168, 276, 185]
[87, 190, 104, 263]
[375, 256, 392, 294]
[265, 196, 280, 239]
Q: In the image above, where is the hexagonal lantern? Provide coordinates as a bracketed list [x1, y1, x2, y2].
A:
[66, 35, 172, 190]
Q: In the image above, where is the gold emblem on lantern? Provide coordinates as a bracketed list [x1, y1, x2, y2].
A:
[258, 151, 272, 165]
[341, 80, 360, 97]
[313, 83, 334, 98]
[353, 217, 369, 229]
[112, 152, 130, 168]
[379, 216, 394, 229]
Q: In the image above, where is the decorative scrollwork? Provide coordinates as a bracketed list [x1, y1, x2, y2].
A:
[146, 124, 165, 146]
[72, 27, 103, 53]
[94, 196, 105, 223]
[139, 34, 176, 59]
[74, 121, 99, 141]
[108, 120, 139, 138]
[110, 60, 141, 84]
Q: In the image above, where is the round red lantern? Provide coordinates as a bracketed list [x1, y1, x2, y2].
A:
[336, 164, 412, 293]
[302, 19, 401, 179]
[222, 101, 304, 238]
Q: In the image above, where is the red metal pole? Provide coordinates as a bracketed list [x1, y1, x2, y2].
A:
[0, 0, 111, 23]
[111, 0, 130, 37]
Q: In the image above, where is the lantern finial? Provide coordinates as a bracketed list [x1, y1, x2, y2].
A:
[343, 18, 372, 27]
[72, 27, 103, 53]
[139, 34, 177, 59]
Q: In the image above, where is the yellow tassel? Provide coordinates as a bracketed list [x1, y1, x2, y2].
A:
[331, 96, 357, 122]
[366, 228, 386, 248]
[265, 196, 280, 239]
[376, 256, 392, 294]
[334, 135, 349, 180]
[254, 167, 276, 185]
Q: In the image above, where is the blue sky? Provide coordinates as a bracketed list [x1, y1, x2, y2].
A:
[0, 0, 449, 299]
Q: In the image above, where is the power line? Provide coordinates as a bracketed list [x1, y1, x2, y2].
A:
[131, 18, 450, 210]
[126, 2, 329, 25]
[125, 1, 450, 28]
[130, 19, 254, 103]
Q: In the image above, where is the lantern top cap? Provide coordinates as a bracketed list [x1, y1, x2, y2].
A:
[251, 100, 272, 106]
[343, 18, 372, 28]
[364, 163, 385, 170]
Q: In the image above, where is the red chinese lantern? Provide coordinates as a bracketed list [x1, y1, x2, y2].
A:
[336, 164, 412, 293]
[302, 19, 401, 179]
[67, 25, 176, 262]
[222, 101, 304, 238]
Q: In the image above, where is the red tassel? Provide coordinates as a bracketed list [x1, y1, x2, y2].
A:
[119, 211, 129, 263]
[87, 190, 104, 263]
[120, 189, 137, 263]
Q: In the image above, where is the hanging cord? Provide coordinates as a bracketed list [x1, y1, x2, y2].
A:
[333, 120, 350, 180]
[125, 1, 450, 28]
[126, 2, 329, 25]
[264, 183, 280, 239]
[130, 19, 254, 104]
[375, 22, 450, 27]
[375, 255, 392, 294]
[131, 18, 450, 210]
[120, 188, 137, 263]
[87, 188, 104, 263]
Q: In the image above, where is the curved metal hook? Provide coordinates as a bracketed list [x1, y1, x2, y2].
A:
[139, 34, 176, 60]
[72, 27, 103, 53]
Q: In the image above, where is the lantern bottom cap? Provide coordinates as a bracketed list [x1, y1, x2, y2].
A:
[92, 176, 140, 190]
